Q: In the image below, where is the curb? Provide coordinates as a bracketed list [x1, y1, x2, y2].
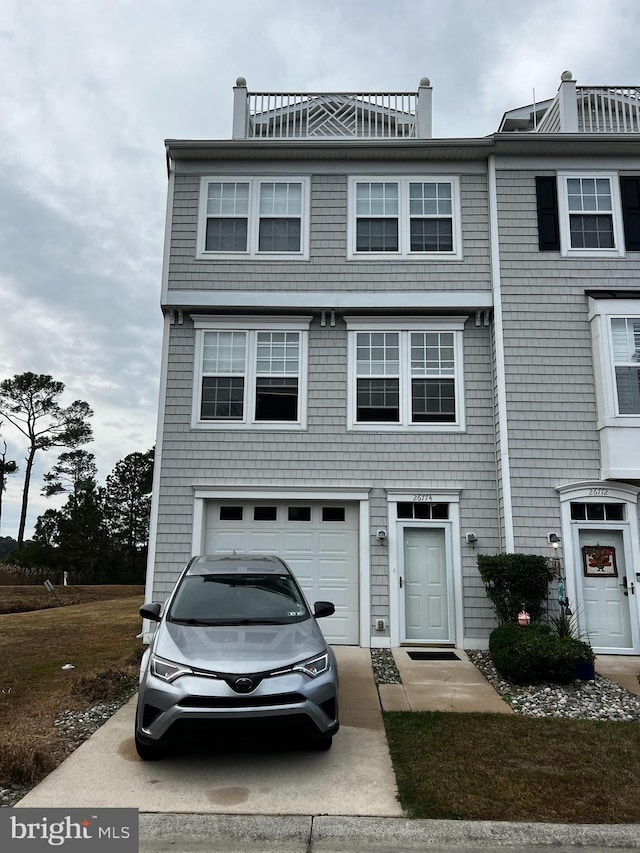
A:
[139, 813, 640, 851]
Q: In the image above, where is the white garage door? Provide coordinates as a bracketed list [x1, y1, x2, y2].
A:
[204, 500, 360, 645]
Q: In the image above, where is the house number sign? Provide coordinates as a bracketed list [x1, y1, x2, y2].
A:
[413, 494, 433, 502]
[588, 488, 608, 496]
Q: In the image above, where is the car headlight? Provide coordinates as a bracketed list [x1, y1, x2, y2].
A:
[150, 654, 193, 683]
[293, 652, 330, 678]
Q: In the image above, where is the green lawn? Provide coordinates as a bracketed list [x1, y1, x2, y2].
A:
[384, 711, 640, 823]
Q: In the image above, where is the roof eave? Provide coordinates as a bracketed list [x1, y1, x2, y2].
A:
[165, 132, 640, 164]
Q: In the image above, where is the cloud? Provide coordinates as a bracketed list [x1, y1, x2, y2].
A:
[1, 0, 639, 539]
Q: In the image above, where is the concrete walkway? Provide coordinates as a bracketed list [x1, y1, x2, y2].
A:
[380, 648, 513, 714]
[595, 654, 640, 696]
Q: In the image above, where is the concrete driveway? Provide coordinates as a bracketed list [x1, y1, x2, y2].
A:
[16, 646, 402, 816]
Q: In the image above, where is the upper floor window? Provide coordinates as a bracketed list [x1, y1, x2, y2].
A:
[345, 317, 466, 431]
[348, 176, 461, 260]
[566, 177, 614, 249]
[197, 177, 310, 259]
[191, 316, 311, 429]
[537, 173, 626, 257]
[612, 317, 640, 414]
[558, 174, 624, 256]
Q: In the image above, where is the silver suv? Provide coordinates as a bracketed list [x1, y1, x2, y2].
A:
[135, 554, 339, 759]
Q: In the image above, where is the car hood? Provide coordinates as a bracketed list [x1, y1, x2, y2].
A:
[153, 618, 327, 674]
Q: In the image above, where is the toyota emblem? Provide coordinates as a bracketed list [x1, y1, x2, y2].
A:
[233, 677, 255, 693]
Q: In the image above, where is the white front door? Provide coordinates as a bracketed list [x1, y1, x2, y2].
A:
[401, 527, 451, 642]
[578, 529, 633, 650]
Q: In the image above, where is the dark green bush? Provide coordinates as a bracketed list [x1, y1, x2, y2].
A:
[489, 623, 595, 685]
[477, 553, 556, 624]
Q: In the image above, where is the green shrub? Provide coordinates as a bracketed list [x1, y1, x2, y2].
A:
[489, 623, 595, 685]
[477, 553, 556, 624]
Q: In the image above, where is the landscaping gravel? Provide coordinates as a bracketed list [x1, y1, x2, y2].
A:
[467, 649, 640, 722]
[0, 697, 134, 808]
[371, 648, 402, 683]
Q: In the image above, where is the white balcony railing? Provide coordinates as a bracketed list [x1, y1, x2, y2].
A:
[577, 87, 640, 133]
[232, 79, 433, 140]
[536, 100, 561, 133]
[535, 73, 640, 133]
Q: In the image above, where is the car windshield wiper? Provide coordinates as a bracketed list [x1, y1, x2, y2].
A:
[209, 617, 294, 626]
[169, 617, 221, 626]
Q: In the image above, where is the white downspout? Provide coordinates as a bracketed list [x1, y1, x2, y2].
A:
[488, 155, 515, 552]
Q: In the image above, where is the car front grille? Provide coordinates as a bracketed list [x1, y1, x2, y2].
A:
[178, 692, 306, 709]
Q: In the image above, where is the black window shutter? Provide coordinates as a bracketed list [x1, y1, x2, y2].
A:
[620, 177, 640, 251]
[535, 177, 560, 251]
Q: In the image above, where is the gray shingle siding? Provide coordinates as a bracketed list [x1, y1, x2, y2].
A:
[168, 171, 491, 291]
[153, 309, 499, 637]
[152, 138, 640, 650]
[496, 165, 640, 554]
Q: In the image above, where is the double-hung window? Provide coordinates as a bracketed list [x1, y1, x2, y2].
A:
[346, 317, 465, 431]
[192, 316, 310, 429]
[348, 176, 461, 259]
[611, 317, 640, 415]
[556, 173, 624, 257]
[197, 177, 309, 259]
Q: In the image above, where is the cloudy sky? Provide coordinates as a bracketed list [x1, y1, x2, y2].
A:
[1, 0, 638, 539]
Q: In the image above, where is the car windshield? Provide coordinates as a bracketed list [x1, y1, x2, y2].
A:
[168, 573, 310, 625]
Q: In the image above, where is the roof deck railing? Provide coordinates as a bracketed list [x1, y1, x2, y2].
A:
[537, 72, 640, 133]
[232, 77, 433, 140]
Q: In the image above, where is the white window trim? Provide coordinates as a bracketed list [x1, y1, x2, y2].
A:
[345, 316, 466, 432]
[191, 315, 311, 430]
[588, 298, 640, 426]
[347, 175, 462, 261]
[196, 177, 310, 260]
[557, 172, 625, 258]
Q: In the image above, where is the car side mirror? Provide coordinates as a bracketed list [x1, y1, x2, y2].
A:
[140, 602, 162, 622]
[313, 601, 335, 619]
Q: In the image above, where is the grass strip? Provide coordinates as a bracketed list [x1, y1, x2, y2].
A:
[383, 710, 640, 824]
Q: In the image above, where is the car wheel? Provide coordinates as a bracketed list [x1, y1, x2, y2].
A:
[307, 735, 332, 751]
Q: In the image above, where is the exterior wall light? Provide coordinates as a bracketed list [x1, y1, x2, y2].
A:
[465, 532, 478, 545]
[547, 533, 561, 548]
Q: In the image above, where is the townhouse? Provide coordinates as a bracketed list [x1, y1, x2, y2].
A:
[146, 72, 640, 654]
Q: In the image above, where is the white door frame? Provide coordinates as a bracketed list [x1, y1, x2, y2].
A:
[192, 485, 371, 647]
[387, 489, 462, 647]
[557, 480, 640, 654]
